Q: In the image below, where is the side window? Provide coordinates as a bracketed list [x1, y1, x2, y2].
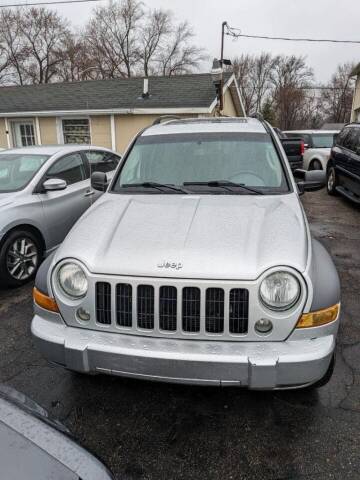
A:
[46, 153, 87, 185]
[343, 128, 357, 152]
[84, 151, 120, 174]
[335, 129, 348, 147]
[352, 129, 360, 156]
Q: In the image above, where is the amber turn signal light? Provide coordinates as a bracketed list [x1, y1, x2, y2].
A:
[296, 303, 340, 328]
[33, 287, 59, 313]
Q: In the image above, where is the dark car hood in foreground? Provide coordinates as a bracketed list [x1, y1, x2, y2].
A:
[56, 193, 309, 280]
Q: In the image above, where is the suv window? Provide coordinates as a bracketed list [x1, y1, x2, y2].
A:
[343, 128, 358, 152]
[113, 132, 289, 194]
[336, 128, 349, 147]
[84, 151, 120, 174]
[46, 153, 86, 185]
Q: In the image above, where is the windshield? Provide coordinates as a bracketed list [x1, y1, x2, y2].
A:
[311, 134, 336, 149]
[113, 132, 288, 194]
[0, 154, 49, 192]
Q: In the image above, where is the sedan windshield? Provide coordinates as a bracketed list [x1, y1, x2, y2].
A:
[0, 154, 49, 192]
[311, 134, 336, 149]
[113, 132, 288, 194]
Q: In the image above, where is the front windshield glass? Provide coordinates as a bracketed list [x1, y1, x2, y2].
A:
[311, 134, 336, 149]
[0, 154, 49, 192]
[113, 132, 288, 194]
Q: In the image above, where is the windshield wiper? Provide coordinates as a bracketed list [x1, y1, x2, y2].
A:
[121, 182, 190, 194]
[183, 180, 263, 195]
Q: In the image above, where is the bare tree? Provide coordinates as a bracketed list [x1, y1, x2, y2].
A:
[231, 53, 277, 115]
[85, 0, 143, 78]
[0, 10, 26, 84]
[320, 62, 355, 123]
[140, 8, 170, 76]
[16, 7, 70, 84]
[231, 55, 257, 114]
[270, 55, 314, 129]
[57, 35, 97, 82]
[157, 21, 205, 76]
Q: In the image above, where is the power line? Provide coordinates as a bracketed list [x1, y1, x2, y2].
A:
[226, 25, 360, 45]
[0, 0, 102, 7]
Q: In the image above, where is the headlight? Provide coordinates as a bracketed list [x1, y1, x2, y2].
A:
[260, 271, 300, 311]
[57, 262, 88, 298]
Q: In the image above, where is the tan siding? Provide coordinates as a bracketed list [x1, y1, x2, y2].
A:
[351, 76, 360, 121]
[223, 88, 237, 117]
[90, 115, 112, 148]
[0, 118, 7, 148]
[39, 117, 57, 144]
[115, 114, 196, 153]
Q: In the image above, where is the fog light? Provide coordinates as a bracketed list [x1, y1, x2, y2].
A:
[255, 318, 273, 334]
[77, 307, 90, 321]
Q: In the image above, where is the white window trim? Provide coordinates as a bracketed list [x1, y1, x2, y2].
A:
[9, 118, 37, 148]
[59, 115, 92, 145]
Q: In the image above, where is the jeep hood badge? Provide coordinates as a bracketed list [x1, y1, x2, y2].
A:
[157, 261, 183, 270]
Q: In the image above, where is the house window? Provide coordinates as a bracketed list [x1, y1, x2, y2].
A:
[62, 118, 90, 144]
[11, 120, 36, 147]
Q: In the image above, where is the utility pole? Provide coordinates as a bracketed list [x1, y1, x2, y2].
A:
[219, 21, 227, 112]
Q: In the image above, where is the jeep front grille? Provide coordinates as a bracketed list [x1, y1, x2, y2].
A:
[229, 288, 249, 334]
[95, 282, 112, 325]
[116, 283, 132, 327]
[182, 287, 201, 332]
[95, 282, 249, 337]
[159, 286, 177, 331]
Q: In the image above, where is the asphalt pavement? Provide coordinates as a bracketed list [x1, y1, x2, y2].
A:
[1, 188, 360, 480]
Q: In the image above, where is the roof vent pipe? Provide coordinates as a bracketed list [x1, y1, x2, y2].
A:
[142, 78, 149, 98]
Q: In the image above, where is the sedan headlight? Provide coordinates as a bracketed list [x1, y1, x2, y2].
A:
[260, 271, 300, 311]
[57, 262, 88, 299]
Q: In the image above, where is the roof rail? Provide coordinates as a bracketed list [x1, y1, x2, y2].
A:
[152, 115, 182, 125]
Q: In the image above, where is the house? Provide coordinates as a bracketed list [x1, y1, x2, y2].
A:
[0, 73, 245, 153]
[351, 63, 360, 122]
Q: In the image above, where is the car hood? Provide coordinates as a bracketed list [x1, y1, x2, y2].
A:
[56, 193, 309, 280]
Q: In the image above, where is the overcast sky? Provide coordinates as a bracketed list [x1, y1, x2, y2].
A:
[51, 0, 360, 83]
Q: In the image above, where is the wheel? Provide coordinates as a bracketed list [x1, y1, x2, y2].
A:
[309, 159, 322, 171]
[327, 166, 338, 196]
[0, 230, 42, 288]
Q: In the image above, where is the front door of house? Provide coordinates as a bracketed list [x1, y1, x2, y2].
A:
[11, 120, 36, 147]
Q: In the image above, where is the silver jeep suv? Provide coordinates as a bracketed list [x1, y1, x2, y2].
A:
[31, 118, 340, 390]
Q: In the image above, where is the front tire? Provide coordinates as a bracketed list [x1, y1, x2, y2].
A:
[0, 230, 42, 288]
[327, 166, 338, 196]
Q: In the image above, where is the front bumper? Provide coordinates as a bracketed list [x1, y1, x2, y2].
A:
[31, 314, 335, 389]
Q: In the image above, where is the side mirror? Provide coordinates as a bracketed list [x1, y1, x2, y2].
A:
[43, 178, 67, 191]
[294, 169, 326, 194]
[91, 171, 108, 192]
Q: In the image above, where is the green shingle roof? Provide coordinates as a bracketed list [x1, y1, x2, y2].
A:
[0, 73, 233, 113]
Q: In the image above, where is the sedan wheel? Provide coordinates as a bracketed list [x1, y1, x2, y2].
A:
[0, 230, 42, 288]
[6, 237, 38, 281]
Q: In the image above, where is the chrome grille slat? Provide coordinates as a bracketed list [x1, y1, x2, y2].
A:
[159, 286, 177, 331]
[229, 288, 249, 334]
[116, 284, 132, 327]
[182, 287, 201, 332]
[95, 282, 112, 325]
[205, 288, 224, 333]
[137, 285, 154, 329]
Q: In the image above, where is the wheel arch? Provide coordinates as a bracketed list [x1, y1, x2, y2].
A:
[0, 224, 46, 255]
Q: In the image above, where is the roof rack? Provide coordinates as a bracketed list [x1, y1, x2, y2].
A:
[152, 115, 182, 125]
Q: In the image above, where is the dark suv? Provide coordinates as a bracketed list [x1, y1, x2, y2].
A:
[327, 123, 360, 204]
